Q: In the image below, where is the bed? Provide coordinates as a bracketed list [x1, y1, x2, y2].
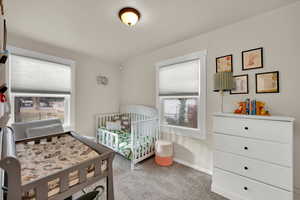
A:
[0, 124, 115, 200]
[96, 105, 159, 169]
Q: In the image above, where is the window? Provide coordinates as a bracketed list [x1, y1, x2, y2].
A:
[156, 51, 206, 138]
[9, 50, 74, 127]
[160, 97, 198, 129]
[14, 96, 67, 123]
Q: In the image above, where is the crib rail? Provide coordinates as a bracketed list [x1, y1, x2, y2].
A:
[95, 112, 152, 130]
[21, 154, 110, 200]
[98, 129, 119, 151]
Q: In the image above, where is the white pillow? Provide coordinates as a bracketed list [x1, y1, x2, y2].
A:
[26, 123, 64, 138]
[106, 121, 121, 131]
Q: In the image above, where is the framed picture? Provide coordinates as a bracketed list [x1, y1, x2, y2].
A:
[256, 71, 279, 93]
[216, 54, 233, 72]
[242, 47, 263, 70]
[230, 74, 249, 94]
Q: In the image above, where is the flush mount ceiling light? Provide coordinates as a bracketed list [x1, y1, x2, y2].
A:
[119, 7, 141, 27]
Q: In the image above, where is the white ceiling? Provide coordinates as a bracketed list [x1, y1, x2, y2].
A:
[6, 0, 298, 64]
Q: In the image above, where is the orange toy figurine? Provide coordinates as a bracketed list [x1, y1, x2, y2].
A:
[256, 101, 270, 116]
[234, 102, 243, 114]
[234, 102, 247, 114]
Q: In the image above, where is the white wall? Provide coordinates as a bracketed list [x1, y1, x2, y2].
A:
[75, 56, 120, 136]
[7, 33, 121, 137]
[120, 1, 300, 196]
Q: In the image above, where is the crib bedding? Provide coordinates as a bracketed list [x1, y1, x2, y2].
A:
[16, 134, 107, 199]
[98, 128, 154, 160]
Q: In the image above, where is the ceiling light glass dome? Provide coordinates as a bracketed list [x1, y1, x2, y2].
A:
[119, 7, 141, 27]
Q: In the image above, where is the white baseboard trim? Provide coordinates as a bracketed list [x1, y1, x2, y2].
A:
[173, 157, 212, 175]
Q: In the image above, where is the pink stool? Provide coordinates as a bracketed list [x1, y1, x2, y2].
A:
[155, 140, 173, 166]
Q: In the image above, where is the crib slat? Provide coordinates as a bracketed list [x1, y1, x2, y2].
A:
[130, 123, 135, 168]
[105, 131, 109, 146]
[149, 122, 153, 153]
[94, 159, 102, 176]
[142, 123, 146, 156]
[79, 166, 87, 183]
[146, 124, 150, 154]
[107, 132, 110, 146]
[146, 122, 149, 154]
[109, 134, 113, 147]
[104, 131, 107, 145]
[110, 134, 113, 149]
[138, 124, 141, 158]
[36, 182, 48, 199]
[115, 135, 119, 151]
[113, 134, 115, 149]
[60, 173, 69, 192]
[133, 123, 138, 160]
[135, 123, 138, 160]
[100, 130, 104, 144]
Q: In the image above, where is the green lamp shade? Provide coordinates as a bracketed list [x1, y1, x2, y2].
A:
[214, 72, 234, 91]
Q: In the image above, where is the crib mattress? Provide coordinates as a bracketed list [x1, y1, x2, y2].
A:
[16, 134, 107, 199]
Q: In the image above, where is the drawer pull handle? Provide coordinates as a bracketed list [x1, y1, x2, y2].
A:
[244, 187, 248, 191]
[244, 127, 248, 130]
[244, 166, 248, 170]
[244, 147, 248, 150]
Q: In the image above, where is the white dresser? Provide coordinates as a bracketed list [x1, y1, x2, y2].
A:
[212, 113, 294, 200]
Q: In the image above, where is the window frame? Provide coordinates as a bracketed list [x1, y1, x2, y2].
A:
[11, 93, 71, 128]
[7, 46, 76, 130]
[156, 51, 207, 139]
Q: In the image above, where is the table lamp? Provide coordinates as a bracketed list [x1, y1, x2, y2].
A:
[214, 72, 234, 112]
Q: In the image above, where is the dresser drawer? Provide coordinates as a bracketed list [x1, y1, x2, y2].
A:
[214, 134, 292, 167]
[212, 168, 293, 200]
[213, 116, 293, 143]
[214, 150, 292, 190]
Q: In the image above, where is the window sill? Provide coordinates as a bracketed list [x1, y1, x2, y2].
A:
[160, 124, 199, 131]
[63, 125, 73, 132]
[160, 124, 206, 140]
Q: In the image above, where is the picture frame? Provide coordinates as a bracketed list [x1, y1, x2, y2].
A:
[242, 47, 263, 70]
[216, 54, 233, 73]
[230, 74, 249, 95]
[256, 71, 279, 93]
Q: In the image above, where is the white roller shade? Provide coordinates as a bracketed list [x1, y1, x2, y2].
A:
[11, 55, 71, 94]
[159, 59, 199, 96]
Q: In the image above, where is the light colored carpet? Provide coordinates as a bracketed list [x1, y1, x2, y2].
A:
[75, 155, 228, 200]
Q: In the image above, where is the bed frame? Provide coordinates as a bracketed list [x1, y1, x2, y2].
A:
[0, 128, 115, 200]
[96, 105, 159, 169]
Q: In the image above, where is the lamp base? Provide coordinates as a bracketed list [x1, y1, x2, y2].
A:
[220, 90, 224, 113]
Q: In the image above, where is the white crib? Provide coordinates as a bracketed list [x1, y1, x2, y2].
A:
[95, 105, 159, 169]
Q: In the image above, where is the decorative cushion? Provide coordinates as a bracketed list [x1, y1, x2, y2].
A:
[25, 123, 64, 138]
